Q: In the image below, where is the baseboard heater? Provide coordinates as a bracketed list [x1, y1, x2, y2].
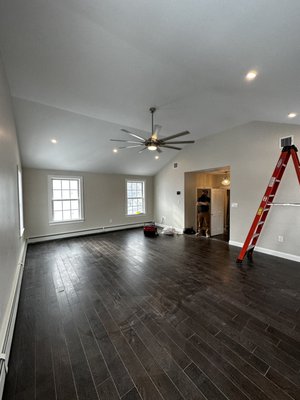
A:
[28, 221, 153, 243]
[0, 256, 25, 399]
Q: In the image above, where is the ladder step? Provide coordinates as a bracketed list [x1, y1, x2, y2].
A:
[258, 221, 264, 225]
[275, 179, 281, 182]
[253, 233, 260, 238]
[247, 245, 255, 252]
[263, 208, 270, 212]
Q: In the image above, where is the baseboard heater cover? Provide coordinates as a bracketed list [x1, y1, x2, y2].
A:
[28, 222, 152, 243]
[0, 243, 26, 399]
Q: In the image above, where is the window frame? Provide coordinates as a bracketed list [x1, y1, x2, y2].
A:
[17, 166, 25, 237]
[48, 175, 84, 224]
[126, 179, 146, 216]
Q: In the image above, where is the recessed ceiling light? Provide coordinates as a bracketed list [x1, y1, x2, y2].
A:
[288, 112, 297, 118]
[51, 138, 57, 144]
[245, 70, 257, 81]
[113, 148, 118, 153]
[155, 155, 159, 159]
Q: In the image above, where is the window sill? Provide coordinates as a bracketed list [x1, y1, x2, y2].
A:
[49, 219, 85, 226]
[126, 213, 146, 217]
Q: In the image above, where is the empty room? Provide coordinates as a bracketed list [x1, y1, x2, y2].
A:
[0, 1, 299, 400]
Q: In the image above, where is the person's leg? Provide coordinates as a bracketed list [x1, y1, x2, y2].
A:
[196, 213, 201, 235]
[199, 213, 206, 234]
[204, 212, 210, 237]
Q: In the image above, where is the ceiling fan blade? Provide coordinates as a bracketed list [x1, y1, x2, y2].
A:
[160, 145, 182, 150]
[156, 147, 162, 153]
[110, 139, 144, 144]
[161, 130, 190, 141]
[118, 145, 144, 149]
[160, 140, 195, 144]
[151, 124, 162, 140]
[121, 128, 146, 142]
[138, 147, 148, 153]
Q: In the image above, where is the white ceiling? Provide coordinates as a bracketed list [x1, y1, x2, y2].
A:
[1, 0, 300, 175]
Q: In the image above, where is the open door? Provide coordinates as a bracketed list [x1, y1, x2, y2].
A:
[210, 189, 225, 236]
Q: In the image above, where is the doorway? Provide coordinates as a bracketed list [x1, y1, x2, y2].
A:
[185, 167, 231, 242]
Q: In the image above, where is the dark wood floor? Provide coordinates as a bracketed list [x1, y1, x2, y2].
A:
[3, 229, 300, 400]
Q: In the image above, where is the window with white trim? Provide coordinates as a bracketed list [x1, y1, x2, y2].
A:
[17, 166, 25, 237]
[49, 176, 83, 223]
[126, 180, 145, 215]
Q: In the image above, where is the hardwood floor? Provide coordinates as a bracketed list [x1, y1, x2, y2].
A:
[3, 229, 300, 400]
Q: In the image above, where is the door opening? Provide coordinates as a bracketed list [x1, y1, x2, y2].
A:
[185, 167, 230, 242]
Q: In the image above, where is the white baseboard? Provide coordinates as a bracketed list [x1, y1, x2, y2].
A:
[0, 240, 27, 399]
[229, 240, 300, 262]
[27, 222, 148, 243]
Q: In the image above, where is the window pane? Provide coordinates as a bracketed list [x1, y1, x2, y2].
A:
[62, 180, 70, 190]
[62, 200, 71, 210]
[53, 201, 62, 211]
[53, 190, 62, 200]
[62, 190, 70, 199]
[70, 180, 78, 190]
[70, 190, 79, 199]
[52, 180, 61, 189]
[53, 211, 63, 221]
[71, 200, 79, 210]
[71, 209, 79, 219]
[63, 210, 71, 220]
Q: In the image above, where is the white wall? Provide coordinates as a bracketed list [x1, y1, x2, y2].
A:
[0, 55, 25, 349]
[23, 168, 154, 239]
[154, 121, 300, 260]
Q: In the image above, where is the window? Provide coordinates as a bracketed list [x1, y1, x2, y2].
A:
[126, 180, 145, 215]
[17, 166, 24, 237]
[49, 176, 83, 223]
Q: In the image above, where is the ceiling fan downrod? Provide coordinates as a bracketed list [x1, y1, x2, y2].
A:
[149, 107, 156, 134]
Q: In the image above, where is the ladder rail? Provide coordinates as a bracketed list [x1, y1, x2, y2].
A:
[291, 148, 300, 185]
[236, 146, 298, 263]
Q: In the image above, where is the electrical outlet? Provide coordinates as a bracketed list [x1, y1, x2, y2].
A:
[278, 235, 284, 242]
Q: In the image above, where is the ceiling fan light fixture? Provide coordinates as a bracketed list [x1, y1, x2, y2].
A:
[148, 144, 157, 151]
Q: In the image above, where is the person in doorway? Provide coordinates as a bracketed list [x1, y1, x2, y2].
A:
[196, 189, 210, 237]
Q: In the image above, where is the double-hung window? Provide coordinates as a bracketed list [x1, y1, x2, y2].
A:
[126, 180, 145, 215]
[49, 176, 83, 223]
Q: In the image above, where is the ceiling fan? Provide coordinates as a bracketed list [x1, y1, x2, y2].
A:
[110, 107, 195, 153]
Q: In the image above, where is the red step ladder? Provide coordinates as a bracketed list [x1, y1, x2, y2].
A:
[236, 145, 300, 263]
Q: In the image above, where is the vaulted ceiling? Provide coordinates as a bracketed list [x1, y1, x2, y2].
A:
[1, 0, 300, 175]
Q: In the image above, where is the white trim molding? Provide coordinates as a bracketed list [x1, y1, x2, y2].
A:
[229, 240, 300, 263]
[0, 240, 27, 399]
